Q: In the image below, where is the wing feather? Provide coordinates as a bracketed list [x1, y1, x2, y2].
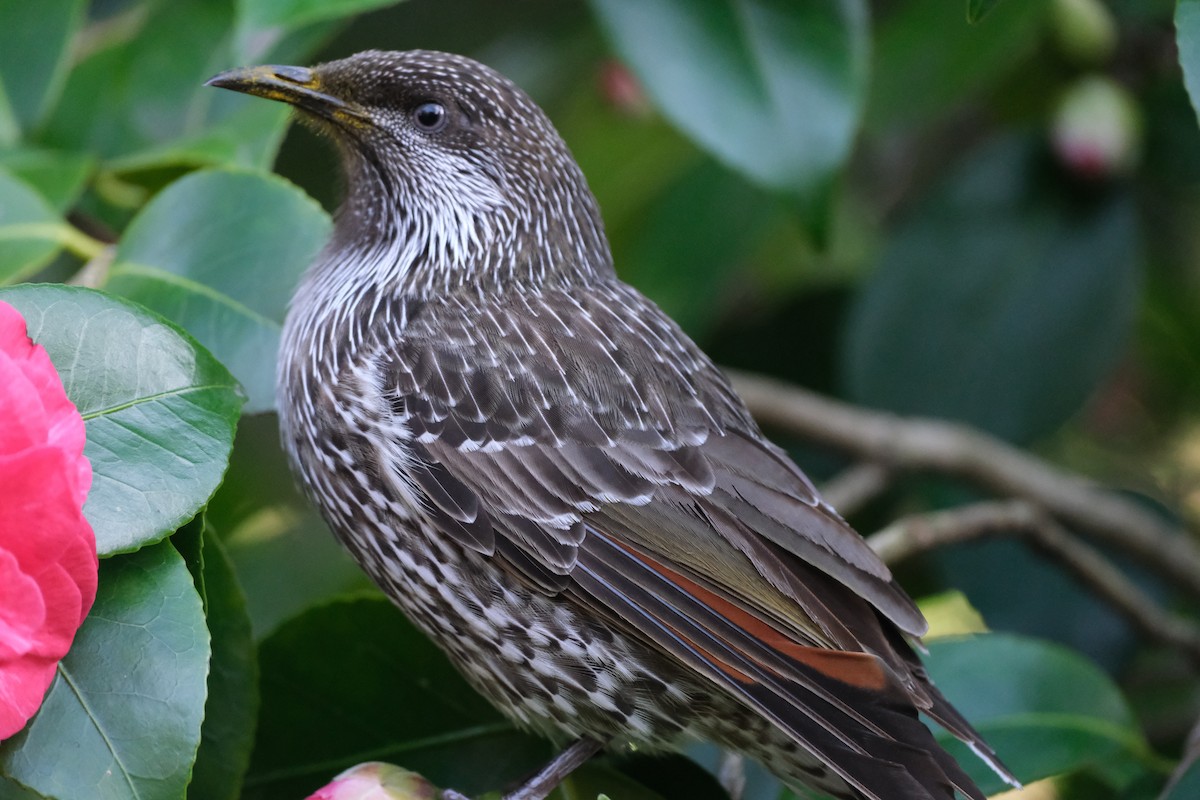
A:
[574, 527, 979, 800]
[372, 281, 1015, 797]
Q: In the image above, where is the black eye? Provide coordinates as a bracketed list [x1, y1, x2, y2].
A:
[412, 101, 447, 132]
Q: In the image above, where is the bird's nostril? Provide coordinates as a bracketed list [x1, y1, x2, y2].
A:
[273, 65, 315, 84]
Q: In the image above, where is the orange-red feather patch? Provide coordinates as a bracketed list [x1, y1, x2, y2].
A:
[608, 535, 890, 691]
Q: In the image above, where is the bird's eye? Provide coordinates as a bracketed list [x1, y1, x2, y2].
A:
[412, 101, 448, 132]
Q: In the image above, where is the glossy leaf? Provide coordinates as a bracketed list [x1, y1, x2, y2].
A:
[558, 764, 669, 800]
[208, 414, 369, 637]
[868, 0, 1048, 130]
[237, 0, 409, 31]
[620, 748, 737, 800]
[0, 284, 243, 555]
[589, 0, 869, 198]
[0, 543, 211, 800]
[842, 135, 1140, 444]
[1163, 758, 1200, 800]
[106, 168, 331, 413]
[0, 149, 93, 212]
[966, 0, 1003, 23]
[107, 103, 293, 183]
[925, 633, 1154, 794]
[0, 776, 48, 799]
[617, 160, 780, 336]
[189, 526, 260, 800]
[41, 0, 237, 159]
[0, 82, 17, 147]
[0, 0, 86, 132]
[0, 168, 65, 285]
[1177, 0, 1200, 125]
[246, 596, 548, 800]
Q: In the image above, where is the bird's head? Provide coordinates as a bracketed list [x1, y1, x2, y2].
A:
[208, 50, 612, 295]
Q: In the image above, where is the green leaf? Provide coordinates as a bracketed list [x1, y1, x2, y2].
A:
[0, 81, 19, 148]
[868, 0, 1048, 130]
[237, 0, 407, 31]
[1177, 0, 1200, 125]
[1164, 758, 1200, 800]
[189, 526, 260, 800]
[41, 0, 239, 159]
[106, 168, 330, 413]
[616, 160, 780, 336]
[0, 0, 86, 132]
[0, 542, 211, 800]
[924, 633, 1157, 794]
[0, 776, 49, 799]
[106, 102, 292, 182]
[0, 284, 243, 555]
[616, 748, 735, 800]
[246, 596, 548, 799]
[558, 764, 668, 800]
[208, 414, 369, 637]
[589, 0, 869, 199]
[0, 168, 66, 284]
[0, 149, 93, 213]
[841, 135, 1140, 443]
[966, 0, 1003, 24]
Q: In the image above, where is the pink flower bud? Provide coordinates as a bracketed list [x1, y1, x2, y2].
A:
[306, 763, 437, 800]
[1051, 76, 1141, 179]
[598, 60, 651, 117]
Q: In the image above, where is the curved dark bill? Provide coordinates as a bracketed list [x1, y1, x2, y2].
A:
[205, 64, 369, 126]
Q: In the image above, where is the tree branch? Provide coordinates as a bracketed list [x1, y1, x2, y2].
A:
[1161, 711, 1200, 798]
[867, 499, 1200, 665]
[819, 463, 893, 516]
[728, 369, 1200, 600]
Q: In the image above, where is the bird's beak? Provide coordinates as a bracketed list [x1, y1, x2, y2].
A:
[205, 64, 370, 128]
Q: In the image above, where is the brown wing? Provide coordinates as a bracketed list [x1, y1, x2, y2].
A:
[374, 280, 1014, 800]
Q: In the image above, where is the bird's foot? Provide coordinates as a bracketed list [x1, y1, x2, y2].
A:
[438, 739, 601, 800]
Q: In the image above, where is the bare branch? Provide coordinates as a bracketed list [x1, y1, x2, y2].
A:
[868, 499, 1200, 665]
[819, 463, 893, 516]
[1160, 712, 1200, 798]
[728, 369, 1200, 599]
[67, 244, 116, 289]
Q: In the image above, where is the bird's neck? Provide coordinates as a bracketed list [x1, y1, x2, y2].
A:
[321, 150, 615, 301]
[281, 164, 616, 378]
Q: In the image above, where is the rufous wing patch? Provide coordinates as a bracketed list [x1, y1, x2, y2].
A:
[607, 535, 890, 691]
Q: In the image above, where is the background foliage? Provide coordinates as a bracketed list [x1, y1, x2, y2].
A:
[1, 1, 1198, 799]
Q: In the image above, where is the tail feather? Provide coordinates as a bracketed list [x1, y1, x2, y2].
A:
[575, 526, 993, 800]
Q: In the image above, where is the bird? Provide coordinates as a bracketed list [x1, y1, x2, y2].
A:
[207, 50, 1019, 800]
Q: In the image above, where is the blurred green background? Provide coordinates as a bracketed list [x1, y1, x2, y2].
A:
[2, 1, 1200, 798]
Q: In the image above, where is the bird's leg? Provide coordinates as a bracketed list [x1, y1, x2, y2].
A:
[504, 738, 603, 800]
[439, 739, 602, 800]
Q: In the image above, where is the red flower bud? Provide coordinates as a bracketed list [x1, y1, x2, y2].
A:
[0, 300, 97, 741]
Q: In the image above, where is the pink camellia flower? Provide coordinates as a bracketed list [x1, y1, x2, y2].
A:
[306, 763, 435, 800]
[0, 300, 97, 741]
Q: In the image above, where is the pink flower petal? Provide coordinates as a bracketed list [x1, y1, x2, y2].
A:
[0, 301, 96, 741]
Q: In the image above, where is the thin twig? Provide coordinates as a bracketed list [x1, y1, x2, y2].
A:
[819, 462, 893, 517]
[728, 369, 1200, 600]
[1160, 712, 1200, 798]
[67, 244, 116, 289]
[868, 499, 1200, 665]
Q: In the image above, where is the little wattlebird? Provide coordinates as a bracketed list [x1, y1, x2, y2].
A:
[207, 51, 1020, 800]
